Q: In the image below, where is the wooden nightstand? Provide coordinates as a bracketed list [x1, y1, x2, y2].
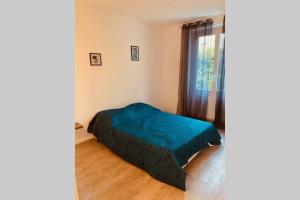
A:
[75, 122, 83, 130]
[75, 122, 95, 144]
[75, 180, 79, 200]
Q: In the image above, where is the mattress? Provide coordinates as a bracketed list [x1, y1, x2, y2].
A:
[88, 103, 221, 190]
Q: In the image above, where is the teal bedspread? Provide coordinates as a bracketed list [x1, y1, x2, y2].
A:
[88, 103, 221, 190]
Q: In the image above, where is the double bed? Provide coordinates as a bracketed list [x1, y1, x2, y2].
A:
[87, 103, 221, 190]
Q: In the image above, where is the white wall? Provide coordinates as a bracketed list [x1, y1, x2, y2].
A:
[161, 25, 181, 113]
[76, 3, 223, 127]
[76, 3, 163, 128]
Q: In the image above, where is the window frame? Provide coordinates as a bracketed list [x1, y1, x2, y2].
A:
[196, 25, 224, 91]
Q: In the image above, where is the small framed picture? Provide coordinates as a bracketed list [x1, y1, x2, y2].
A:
[131, 46, 139, 61]
[89, 53, 102, 66]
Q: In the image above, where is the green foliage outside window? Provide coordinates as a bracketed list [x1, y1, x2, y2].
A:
[196, 35, 215, 90]
[196, 33, 224, 91]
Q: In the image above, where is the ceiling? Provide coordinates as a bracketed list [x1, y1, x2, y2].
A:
[79, 0, 224, 24]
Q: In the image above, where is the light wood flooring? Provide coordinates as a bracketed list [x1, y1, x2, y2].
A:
[76, 133, 225, 200]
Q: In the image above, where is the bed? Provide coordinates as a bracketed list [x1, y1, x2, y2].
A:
[87, 103, 221, 190]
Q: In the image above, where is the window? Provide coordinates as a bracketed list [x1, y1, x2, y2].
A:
[217, 33, 225, 91]
[196, 28, 224, 91]
[196, 35, 216, 90]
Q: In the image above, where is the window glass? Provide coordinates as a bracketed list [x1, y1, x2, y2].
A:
[217, 33, 225, 91]
[196, 35, 216, 90]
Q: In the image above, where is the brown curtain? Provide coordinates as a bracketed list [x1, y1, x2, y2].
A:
[177, 19, 213, 120]
[214, 16, 225, 130]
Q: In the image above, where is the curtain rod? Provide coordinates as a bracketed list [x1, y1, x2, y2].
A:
[179, 15, 225, 28]
[178, 23, 223, 28]
[178, 17, 212, 27]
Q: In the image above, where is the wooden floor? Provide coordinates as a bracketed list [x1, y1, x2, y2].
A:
[76, 133, 225, 200]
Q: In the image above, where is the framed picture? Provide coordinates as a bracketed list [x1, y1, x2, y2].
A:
[89, 53, 102, 66]
[131, 46, 139, 61]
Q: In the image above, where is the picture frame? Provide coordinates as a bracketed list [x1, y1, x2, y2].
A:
[89, 53, 102, 66]
[131, 46, 139, 61]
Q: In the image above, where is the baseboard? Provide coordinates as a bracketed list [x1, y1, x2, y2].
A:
[206, 117, 214, 123]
